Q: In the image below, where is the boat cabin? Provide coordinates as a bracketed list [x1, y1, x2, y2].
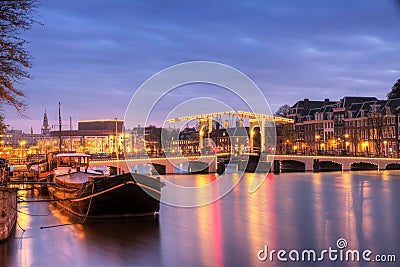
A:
[56, 153, 90, 171]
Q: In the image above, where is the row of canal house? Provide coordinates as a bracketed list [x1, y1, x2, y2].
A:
[286, 96, 400, 157]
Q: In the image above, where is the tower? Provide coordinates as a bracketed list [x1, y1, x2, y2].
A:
[41, 109, 50, 134]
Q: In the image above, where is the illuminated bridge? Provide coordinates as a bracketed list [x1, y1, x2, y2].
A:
[91, 155, 217, 174]
[89, 154, 400, 174]
[167, 110, 294, 154]
[270, 155, 400, 172]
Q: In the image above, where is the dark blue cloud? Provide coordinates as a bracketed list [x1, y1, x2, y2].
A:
[4, 0, 400, 131]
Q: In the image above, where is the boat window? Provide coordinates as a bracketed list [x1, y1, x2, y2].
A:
[59, 157, 70, 167]
[80, 156, 89, 166]
[57, 155, 90, 167]
[72, 157, 80, 167]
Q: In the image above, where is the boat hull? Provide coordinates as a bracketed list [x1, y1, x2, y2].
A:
[48, 173, 161, 219]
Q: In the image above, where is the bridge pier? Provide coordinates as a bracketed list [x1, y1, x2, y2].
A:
[273, 160, 280, 174]
[313, 159, 319, 172]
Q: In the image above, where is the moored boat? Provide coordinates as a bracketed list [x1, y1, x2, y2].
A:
[47, 153, 162, 219]
[0, 187, 17, 242]
[26, 153, 56, 195]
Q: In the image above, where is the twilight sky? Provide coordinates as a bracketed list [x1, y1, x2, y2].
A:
[3, 0, 400, 132]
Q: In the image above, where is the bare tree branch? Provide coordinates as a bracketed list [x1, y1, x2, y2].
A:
[0, 0, 39, 116]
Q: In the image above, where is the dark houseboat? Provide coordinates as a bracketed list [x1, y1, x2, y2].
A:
[47, 153, 162, 219]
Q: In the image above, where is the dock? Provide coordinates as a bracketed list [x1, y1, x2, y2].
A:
[0, 187, 18, 242]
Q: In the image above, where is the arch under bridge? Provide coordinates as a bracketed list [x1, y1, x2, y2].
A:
[91, 155, 217, 174]
[270, 155, 400, 172]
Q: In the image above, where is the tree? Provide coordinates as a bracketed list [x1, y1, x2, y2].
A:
[367, 107, 384, 157]
[387, 79, 400, 99]
[348, 126, 360, 157]
[0, 0, 38, 114]
[276, 123, 296, 154]
[0, 114, 6, 134]
[274, 104, 291, 117]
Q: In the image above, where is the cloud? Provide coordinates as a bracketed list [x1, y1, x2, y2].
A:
[4, 0, 400, 131]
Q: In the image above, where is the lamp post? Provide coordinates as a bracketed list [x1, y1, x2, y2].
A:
[45, 141, 50, 155]
[115, 118, 119, 160]
[315, 134, 320, 155]
[285, 139, 290, 154]
[115, 118, 119, 174]
[383, 140, 388, 157]
[19, 140, 26, 164]
[108, 135, 113, 154]
[344, 133, 349, 156]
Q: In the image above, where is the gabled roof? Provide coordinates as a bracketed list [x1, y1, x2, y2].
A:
[385, 98, 400, 109]
[340, 96, 378, 108]
[355, 100, 378, 117]
[290, 100, 326, 112]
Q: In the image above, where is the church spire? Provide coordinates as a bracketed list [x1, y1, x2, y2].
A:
[41, 109, 50, 134]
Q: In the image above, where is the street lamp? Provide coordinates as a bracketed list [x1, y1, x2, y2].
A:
[45, 141, 50, 155]
[285, 139, 290, 154]
[383, 140, 388, 157]
[344, 133, 349, 155]
[19, 140, 26, 163]
[115, 118, 119, 175]
[315, 134, 321, 155]
[115, 118, 119, 160]
[293, 145, 298, 153]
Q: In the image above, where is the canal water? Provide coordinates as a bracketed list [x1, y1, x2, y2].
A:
[1, 171, 399, 266]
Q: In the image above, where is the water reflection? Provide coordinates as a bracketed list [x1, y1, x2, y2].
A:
[0, 171, 399, 266]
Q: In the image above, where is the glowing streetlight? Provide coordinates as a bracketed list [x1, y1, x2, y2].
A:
[315, 134, 321, 154]
[384, 140, 388, 157]
[19, 140, 26, 162]
[344, 133, 349, 155]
